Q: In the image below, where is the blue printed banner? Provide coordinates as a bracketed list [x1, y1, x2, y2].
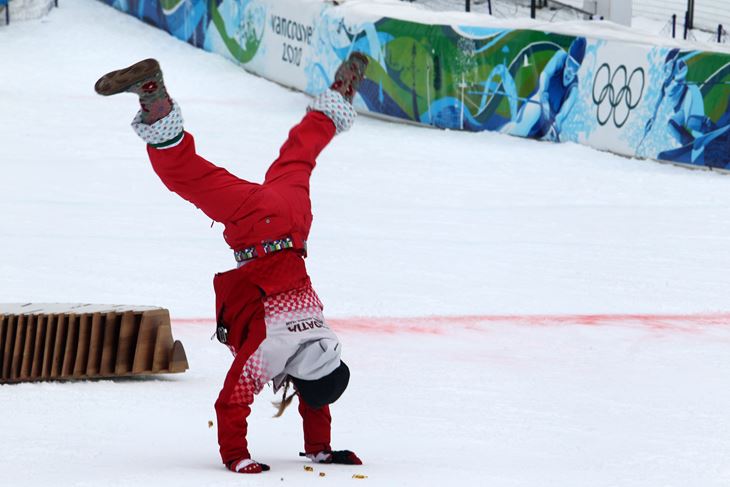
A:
[100, 0, 730, 170]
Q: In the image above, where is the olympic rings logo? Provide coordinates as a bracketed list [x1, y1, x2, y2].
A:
[591, 63, 645, 128]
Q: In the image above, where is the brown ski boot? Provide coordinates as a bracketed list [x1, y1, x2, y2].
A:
[329, 52, 369, 103]
[94, 58, 173, 125]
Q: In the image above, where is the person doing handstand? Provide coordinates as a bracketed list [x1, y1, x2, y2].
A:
[94, 52, 368, 474]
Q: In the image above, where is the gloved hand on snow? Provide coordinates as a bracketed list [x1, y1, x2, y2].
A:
[227, 458, 271, 474]
[300, 450, 363, 465]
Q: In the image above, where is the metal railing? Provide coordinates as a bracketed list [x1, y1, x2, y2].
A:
[402, 1, 727, 43]
[661, 12, 727, 43]
[403, 0, 596, 21]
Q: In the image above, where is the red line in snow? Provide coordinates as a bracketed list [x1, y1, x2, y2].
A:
[172, 313, 730, 334]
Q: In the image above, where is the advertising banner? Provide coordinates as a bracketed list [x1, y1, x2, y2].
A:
[100, 0, 730, 170]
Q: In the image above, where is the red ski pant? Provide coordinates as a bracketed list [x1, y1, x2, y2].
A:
[145, 110, 337, 245]
[145, 110, 337, 465]
[215, 315, 333, 464]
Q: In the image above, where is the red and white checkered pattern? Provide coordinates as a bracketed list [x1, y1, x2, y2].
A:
[229, 348, 268, 405]
[228, 284, 328, 406]
[263, 284, 323, 325]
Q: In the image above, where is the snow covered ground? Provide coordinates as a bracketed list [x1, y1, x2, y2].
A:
[2, 1, 730, 485]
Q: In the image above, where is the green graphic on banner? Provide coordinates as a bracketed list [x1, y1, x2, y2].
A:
[208, 0, 263, 64]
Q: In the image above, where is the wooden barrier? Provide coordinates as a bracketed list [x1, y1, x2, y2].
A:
[0, 304, 188, 383]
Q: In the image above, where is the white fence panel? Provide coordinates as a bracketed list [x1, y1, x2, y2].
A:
[693, 0, 730, 32]
[632, 0, 730, 31]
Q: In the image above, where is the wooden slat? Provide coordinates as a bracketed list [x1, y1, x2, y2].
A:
[99, 312, 120, 376]
[152, 322, 174, 373]
[0, 306, 186, 383]
[86, 313, 103, 376]
[50, 314, 67, 378]
[30, 315, 47, 379]
[19, 314, 36, 380]
[0, 315, 6, 379]
[132, 309, 166, 374]
[61, 314, 79, 377]
[169, 340, 189, 373]
[114, 311, 138, 375]
[41, 314, 57, 379]
[1, 315, 15, 380]
[10, 314, 26, 380]
[73, 314, 91, 376]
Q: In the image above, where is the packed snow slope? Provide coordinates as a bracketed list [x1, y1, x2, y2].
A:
[1, 1, 730, 486]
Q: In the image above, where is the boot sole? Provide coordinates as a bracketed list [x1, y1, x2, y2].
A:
[94, 58, 161, 96]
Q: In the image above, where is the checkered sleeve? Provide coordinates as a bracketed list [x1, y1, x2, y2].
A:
[307, 89, 357, 134]
[131, 100, 184, 148]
